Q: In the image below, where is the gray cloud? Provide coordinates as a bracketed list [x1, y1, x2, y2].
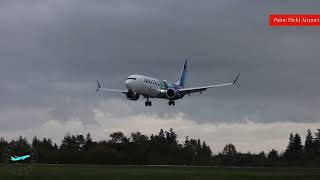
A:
[1, 0, 320, 139]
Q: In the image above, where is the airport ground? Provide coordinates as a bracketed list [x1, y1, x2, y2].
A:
[1, 164, 320, 180]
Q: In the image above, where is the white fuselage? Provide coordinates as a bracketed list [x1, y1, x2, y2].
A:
[125, 74, 164, 98]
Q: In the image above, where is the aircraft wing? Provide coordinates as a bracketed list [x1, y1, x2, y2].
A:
[96, 80, 126, 94]
[21, 155, 30, 160]
[178, 74, 240, 95]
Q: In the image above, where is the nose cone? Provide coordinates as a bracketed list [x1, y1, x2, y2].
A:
[125, 79, 132, 89]
[125, 75, 136, 89]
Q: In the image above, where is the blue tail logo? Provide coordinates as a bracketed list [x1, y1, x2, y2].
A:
[175, 59, 187, 88]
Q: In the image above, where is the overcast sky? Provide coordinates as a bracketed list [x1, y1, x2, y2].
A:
[1, 0, 320, 153]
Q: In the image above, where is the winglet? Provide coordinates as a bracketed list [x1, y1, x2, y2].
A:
[96, 80, 101, 92]
[233, 74, 240, 85]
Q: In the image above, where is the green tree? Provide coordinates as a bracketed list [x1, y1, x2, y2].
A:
[293, 133, 303, 152]
[314, 129, 320, 154]
[222, 144, 237, 156]
[268, 149, 279, 161]
[109, 132, 128, 143]
[165, 128, 177, 144]
[305, 129, 313, 152]
[131, 132, 148, 144]
[83, 133, 94, 151]
[0, 137, 8, 158]
[286, 133, 294, 152]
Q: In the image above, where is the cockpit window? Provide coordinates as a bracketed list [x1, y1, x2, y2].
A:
[126, 78, 137, 80]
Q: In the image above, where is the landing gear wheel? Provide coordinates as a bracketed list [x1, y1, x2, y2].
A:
[169, 100, 175, 106]
[145, 99, 152, 107]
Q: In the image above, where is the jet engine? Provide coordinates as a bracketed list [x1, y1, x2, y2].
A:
[166, 88, 177, 99]
[126, 90, 139, 101]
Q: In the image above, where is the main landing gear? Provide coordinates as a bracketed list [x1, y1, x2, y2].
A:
[168, 100, 175, 106]
[145, 98, 152, 106]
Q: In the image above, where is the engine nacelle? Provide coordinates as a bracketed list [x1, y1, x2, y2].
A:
[126, 90, 139, 101]
[166, 88, 177, 99]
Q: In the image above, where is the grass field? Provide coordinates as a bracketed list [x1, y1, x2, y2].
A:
[1, 164, 320, 180]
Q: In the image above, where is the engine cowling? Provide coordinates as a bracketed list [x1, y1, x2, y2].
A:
[166, 88, 177, 99]
[126, 90, 139, 101]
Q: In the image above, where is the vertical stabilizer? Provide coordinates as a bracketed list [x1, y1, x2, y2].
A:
[175, 59, 188, 88]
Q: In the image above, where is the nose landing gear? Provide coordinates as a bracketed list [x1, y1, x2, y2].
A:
[168, 100, 175, 106]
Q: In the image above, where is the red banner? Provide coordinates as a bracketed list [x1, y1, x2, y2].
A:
[269, 14, 320, 26]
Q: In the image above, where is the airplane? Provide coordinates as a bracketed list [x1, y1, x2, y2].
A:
[10, 155, 31, 162]
[96, 59, 239, 106]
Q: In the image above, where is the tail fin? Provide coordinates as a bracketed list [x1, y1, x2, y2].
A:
[175, 59, 188, 88]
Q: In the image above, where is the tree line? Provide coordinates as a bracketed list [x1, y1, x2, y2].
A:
[1, 128, 320, 167]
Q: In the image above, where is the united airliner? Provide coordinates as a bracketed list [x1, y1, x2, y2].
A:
[96, 59, 239, 106]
